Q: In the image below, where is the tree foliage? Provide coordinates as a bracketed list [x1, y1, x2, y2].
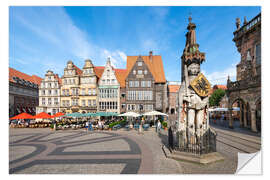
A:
[209, 89, 225, 107]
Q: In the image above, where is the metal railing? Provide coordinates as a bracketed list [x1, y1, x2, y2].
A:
[174, 128, 217, 155]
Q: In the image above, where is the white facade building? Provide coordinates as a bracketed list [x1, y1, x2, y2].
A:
[98, 58, 120, 114]
[36, 70, 61, 115]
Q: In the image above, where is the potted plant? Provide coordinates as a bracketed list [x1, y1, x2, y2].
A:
[162, 121, 167, 130]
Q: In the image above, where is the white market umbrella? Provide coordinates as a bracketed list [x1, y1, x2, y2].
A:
[118, 112, 141, 117]
[232, 107, 240, 111]
[143, 110, 168, 116]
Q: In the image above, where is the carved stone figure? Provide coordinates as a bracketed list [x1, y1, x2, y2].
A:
[177, 15, 211, 145]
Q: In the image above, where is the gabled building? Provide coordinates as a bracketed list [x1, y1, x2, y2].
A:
[125, 51, 167, 113]
[79, 59, 98, 113]
[60, 60, 82, 113]
[9, 67, 42, 117]
[97, 58, 121, 114]
[36, 70, 61, 115]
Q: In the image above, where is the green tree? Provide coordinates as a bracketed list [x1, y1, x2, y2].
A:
[209, 89, 225, 107]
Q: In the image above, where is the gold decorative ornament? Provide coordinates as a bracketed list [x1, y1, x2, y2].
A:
[190, 73, 211, 97]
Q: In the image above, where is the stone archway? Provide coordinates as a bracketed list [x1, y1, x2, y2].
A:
[228, 97, 246, 129]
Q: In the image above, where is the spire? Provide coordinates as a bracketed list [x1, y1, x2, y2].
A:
[181, 15, 205, 66]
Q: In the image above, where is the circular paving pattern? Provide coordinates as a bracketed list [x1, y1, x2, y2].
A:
[9, 130, 149, 174]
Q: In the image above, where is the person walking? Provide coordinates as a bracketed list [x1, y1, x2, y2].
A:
[157, 120, 161, 134]
[85, 121, 89, 131]
[88, 121, 92, 131]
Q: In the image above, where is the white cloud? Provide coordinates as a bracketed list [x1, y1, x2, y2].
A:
[202, 64, 237, 86]
[101, 49, 127, 68]
[12, 7, 128, 72]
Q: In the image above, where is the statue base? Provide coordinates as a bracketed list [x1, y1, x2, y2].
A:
[162, 145, 224, 164]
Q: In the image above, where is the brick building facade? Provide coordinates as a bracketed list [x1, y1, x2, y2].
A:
[227, 13, 261, 132]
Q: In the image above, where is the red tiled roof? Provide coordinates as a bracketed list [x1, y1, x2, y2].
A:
[54, 74, 62, 85]
[94, 66, 105, 79]
[168, 85, 180, 93]
[9, 67, 42, 85]
[73, 65, 82, 75]
[213, 85, 227, 90]
[115, 69, 127, 88]
[126, 55, 166, 83]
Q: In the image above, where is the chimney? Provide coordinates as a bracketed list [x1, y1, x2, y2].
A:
[149, 51, 153, 62]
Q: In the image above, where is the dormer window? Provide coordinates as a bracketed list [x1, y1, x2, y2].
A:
[138, 70, 142, 75]
[144, 70, 148, 74]
[133, 70, 136, 75]
[138, 62, 142, 66]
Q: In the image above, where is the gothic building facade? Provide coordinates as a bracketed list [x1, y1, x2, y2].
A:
[125, 51, 167, 113]
[227, 13, 261, 132]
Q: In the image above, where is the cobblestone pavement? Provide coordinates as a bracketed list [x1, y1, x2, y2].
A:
[9, 128, 182, 174]
[10, 126, 260, 174]
[175, 126, 261, 174]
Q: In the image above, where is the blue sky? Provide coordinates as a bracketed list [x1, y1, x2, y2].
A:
[9, 6, 261, 85]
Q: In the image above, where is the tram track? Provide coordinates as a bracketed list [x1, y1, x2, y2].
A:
[214, 129, 261, 154]
[216, 130, 261, 145]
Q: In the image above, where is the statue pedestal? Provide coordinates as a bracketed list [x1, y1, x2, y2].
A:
[163, 145, 224, 164]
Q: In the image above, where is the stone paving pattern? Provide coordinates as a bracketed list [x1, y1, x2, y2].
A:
[9, 127, 260, 174]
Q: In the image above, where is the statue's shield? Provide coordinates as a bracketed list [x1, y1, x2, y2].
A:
[190, 73, 211, 97]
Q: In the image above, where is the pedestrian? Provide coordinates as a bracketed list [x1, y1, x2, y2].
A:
[98, 121, 102, 130]
[88, 121, 92, 131]
[85, 121, 89, 131]
[157, 120, 161, 134]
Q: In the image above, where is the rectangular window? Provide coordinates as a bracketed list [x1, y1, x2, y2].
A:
[147, 81, 151, 87]
[81, 88, 85, 95]
[88, 100, 91, 107]
[54, 98, 58, 105]
[141, 81, 145, 87]
[72, 99, 75, 106]
[138, 62, 142, 66]
[138, 70, 142, 75]
[93, 100, 96, 106]
[135, 81, 139, 87]
[48, 98, 52, 105]
[93, 89, 96, 95]
[129, 81, 133, 87]
[88, 89, 91, 95]
[42, 98, 45, 105]
[82, 100, 85, 107]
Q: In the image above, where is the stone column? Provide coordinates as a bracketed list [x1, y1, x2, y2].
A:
[243, 107, 247, 128]
[251, 109, 257, 132]
[228, 107, 233, 129]
[239, 104, 243, 127]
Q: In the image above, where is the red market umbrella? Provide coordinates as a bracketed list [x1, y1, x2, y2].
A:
[33, 112, 52, 119]
[51, 112, 65, 118]
[10, 112, 34, 120]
